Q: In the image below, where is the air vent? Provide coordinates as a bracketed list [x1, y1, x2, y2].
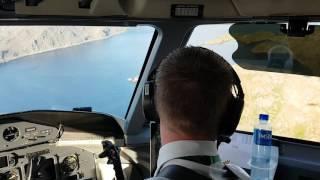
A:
[171, 4, 204, 18]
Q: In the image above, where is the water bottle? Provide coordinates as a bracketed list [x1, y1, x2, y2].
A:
[251, 114, 272, 180]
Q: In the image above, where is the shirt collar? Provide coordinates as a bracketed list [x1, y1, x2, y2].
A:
[157, 140, 218, 168]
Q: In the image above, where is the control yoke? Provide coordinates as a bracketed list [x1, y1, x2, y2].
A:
[99, 140, 124, 180]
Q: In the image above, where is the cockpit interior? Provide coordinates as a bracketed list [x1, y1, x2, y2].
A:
[0, 0, 319, 180]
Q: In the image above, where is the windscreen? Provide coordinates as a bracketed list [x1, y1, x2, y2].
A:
[0, 26, 155, 118]
[188, 24, 320, 143]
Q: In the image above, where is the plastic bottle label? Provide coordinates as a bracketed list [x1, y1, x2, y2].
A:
[254, 129, 272, 146]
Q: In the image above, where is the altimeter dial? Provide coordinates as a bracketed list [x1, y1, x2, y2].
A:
[3, 127, 19, 142]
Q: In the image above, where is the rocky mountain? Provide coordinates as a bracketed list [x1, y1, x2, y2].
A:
[0, 26, 126, 63]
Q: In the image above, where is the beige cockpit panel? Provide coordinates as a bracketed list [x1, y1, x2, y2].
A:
[15, 0, 320, 18]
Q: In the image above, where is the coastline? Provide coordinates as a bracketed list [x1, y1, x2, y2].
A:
[0, 29, 127, 64]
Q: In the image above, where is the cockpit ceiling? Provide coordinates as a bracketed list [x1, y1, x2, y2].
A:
[12, 0, 320, 18]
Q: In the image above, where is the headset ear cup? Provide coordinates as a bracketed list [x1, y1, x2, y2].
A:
[219, 70, 244, 137]
[143, 81, 160, 122]
[219, 96, 244, 137]
[217, 66, 245, 138]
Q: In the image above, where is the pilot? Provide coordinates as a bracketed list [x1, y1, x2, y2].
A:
[144, 47, 249, 180]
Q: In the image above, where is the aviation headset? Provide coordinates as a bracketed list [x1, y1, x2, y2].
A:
[142, 57, 245, 138]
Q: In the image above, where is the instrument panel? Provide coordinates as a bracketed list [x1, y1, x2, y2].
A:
[0, 121, 59, 152]
[0, 111, 127, 180]
[0, 144, 97, 180]
[0, 121, 97, 180]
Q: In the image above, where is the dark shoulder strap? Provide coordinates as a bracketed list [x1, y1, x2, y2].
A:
[156, 165, 212, 180]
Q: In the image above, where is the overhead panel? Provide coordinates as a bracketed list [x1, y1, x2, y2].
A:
[15, 0, 126, 16]
[13, 0, 320, 18]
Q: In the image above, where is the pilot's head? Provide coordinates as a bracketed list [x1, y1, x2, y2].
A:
[155, 47, 234, 144]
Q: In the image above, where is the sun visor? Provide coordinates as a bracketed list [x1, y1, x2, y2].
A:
[15, 0, 126, 17]
[232, 0, 320, 16]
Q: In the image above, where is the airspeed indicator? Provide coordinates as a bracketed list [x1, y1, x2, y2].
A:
[3, 127, 19, 142]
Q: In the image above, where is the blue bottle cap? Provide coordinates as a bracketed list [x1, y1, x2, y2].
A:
[259, 114, 269, 121]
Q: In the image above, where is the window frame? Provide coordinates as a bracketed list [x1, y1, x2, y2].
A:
[124, 29, 159, 119]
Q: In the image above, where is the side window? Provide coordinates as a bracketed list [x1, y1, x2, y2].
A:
[187, 24, 320, 143]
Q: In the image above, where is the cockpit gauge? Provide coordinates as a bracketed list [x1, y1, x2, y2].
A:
[3, 127, 19, 142]
[61, 155, 79, 173]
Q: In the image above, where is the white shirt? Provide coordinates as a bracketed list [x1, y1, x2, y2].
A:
[153, 140, 250, 180]
[157, 140, 219, 168]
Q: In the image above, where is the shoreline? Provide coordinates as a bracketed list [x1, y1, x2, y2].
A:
[0, 29, 126, 64]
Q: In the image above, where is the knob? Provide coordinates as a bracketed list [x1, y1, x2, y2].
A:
[61, 155, 78, 174]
